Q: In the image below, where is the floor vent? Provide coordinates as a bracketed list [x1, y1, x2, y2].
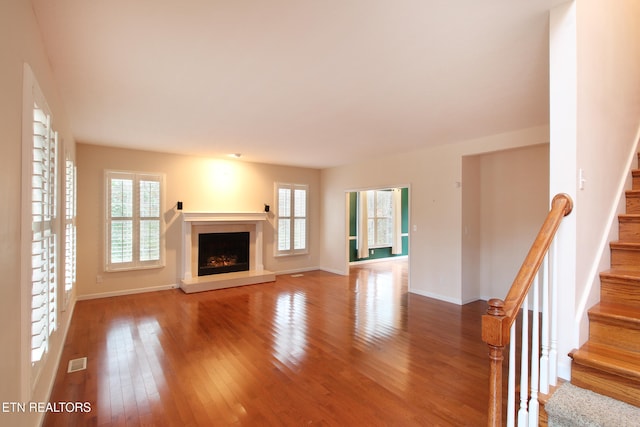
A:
[291, 274, 304, 278]
[67, 357, 87, 373]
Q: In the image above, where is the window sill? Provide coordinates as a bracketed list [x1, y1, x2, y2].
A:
[105, 263, 165, 273]
[274, 251, 309, 258]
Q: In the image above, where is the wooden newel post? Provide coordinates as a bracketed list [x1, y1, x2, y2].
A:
[482, 298, 507, 427]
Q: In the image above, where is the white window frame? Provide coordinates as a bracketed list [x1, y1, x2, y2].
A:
[105, 170, 165, 271]
[275, 182, 309, 256]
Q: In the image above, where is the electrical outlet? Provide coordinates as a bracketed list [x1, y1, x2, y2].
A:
[96, 275, 103, 284]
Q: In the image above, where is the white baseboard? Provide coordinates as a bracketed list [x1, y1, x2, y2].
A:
[77, 283, 178, 300]
[462, 296, 487, 305]
[409, 288, 462, 305]
[318, 267, 348, 276]
[274, 266, 322, 276]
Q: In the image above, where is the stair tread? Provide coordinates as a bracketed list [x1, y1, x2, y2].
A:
[601, 268, 640, 280]
[571, 342, 640, 381]
[589, 302, 640, 325]
[610, 240, 640, 249]
[619, 213, 640, 221]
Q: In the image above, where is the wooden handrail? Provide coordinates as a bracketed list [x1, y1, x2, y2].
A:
[482, 193, 573, 427]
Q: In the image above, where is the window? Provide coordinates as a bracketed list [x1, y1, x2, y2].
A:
[366, 190, 393, 247]
[276, 183, 308, 255]
[23, 67, 59, 372]
[105, 171, 164, 271]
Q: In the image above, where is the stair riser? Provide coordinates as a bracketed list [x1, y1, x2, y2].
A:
[610, 248, 640, 271]
[619, 221, 640, 242]
[589, 321, 640, 352]
[634, 176, 640, 190]
[626, 195, 640, 214]
[571, 363, 640, 407]
[600, 280, 640, 306]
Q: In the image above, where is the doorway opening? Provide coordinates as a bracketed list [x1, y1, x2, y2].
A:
[345, 186, 410, 290]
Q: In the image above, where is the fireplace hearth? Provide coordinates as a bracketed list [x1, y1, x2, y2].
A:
[198, 232, 249, 276]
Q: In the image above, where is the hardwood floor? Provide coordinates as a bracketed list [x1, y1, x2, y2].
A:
[44, 261, 491, 426]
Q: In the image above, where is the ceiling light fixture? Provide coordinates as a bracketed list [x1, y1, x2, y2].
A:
[229, 153, 242, 159]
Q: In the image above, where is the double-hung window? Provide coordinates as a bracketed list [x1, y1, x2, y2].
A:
[276, 183, 308, 255]
[366, 189, 393, 247]
[105, 171, 164, 271]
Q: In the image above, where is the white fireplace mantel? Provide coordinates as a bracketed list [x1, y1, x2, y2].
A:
[179, 211, 275, 293]
[181, 211, 269, 223]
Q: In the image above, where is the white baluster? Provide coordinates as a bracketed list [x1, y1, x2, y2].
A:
[550, 239, 558, 386]
[529, 273, 540, 426]
[518, 295, 529, 426]
[540, 254, 550, 394]
[507, 321, 516, 427]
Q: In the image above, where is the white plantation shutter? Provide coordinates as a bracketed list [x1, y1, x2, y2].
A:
[106, 171, 164, 270]
[276, 183, 308, 255]
[64, 156, 77, 308]
[109, 175, 134, 266]
[293, 188, 307, 250]
[31, 102, 58, 365]
[139, 178, 160, 261]
[278, 187, 291, 251]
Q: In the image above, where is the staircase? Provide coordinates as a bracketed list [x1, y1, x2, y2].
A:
[568, 156, 640, 408]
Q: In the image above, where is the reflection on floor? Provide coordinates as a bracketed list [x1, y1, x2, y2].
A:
[44, 259, 490, 426]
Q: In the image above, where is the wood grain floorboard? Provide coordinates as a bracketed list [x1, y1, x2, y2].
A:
[44, 260, 494, 426]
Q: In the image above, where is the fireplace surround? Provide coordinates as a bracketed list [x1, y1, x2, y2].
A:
[179, 212, 275, 293]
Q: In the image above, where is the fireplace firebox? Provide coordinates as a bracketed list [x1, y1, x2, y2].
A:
[198, 232, 250, 277]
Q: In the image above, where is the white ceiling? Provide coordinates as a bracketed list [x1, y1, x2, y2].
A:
[32, 0, 565, 169]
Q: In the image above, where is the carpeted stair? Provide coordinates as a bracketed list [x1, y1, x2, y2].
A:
[545, 382, 640, 427]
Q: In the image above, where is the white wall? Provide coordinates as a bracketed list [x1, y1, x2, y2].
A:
[0, 1, 76, 426]
[477, 144, 550, 301]
[462, 145, 550, 304]
[550, 0, 640, 379]
[320, 125, 550, 304]
[461, 155, 481, 303]
[549, 0, 579, 381]
[76, 144, 321, 298]
[574, 0, 640, 340]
